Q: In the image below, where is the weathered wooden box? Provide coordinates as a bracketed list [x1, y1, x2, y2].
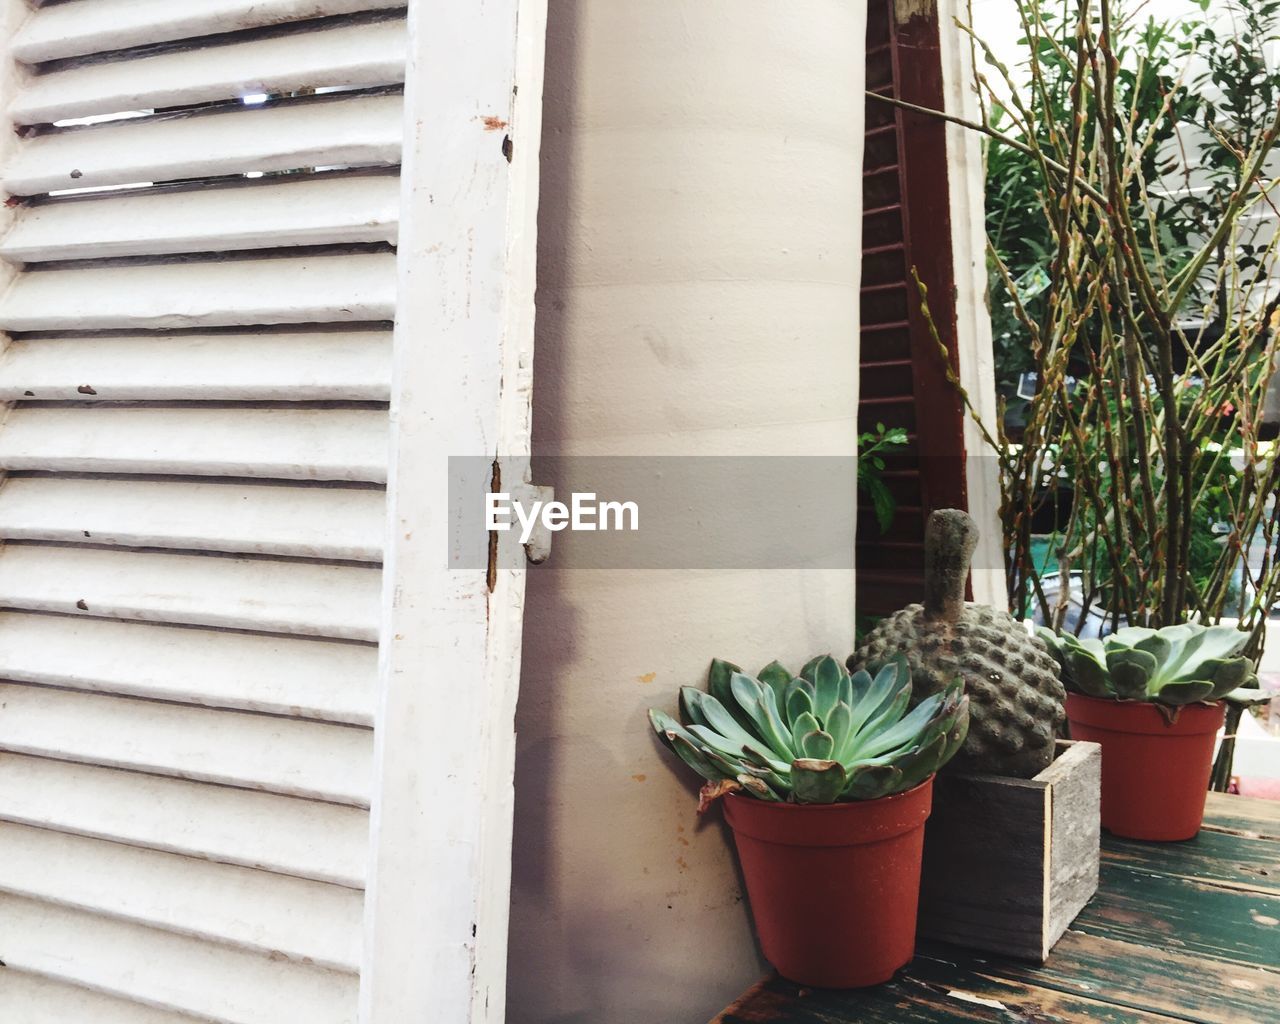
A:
[918, 739, 1101, 961]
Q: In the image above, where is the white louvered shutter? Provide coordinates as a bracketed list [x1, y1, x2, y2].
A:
[0, 3, 402, 1021]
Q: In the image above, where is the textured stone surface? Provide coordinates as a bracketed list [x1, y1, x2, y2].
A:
[850, 509, 1066, 778]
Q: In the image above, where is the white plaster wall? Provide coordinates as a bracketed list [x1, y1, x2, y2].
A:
[508, 2, 866, 1021]
[939, 0, 1006, 606]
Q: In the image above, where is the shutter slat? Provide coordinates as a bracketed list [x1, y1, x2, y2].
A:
[0, 896, 358, 1024]
[1, 175, 400, 262]
[0, 754, 368, 887]
[0, 545, 382, 640]
[4, 93, 402, 196]
[0, 407, 387, 482]
[0, 823, 363, 970]
[0, 972, 207, 1024]
[0, 612, 377, 725]
[13, 19, 407, 125]
[0, 686, 373, 805]
[0, 251, 398, 331]
[13, 0, 406, 65]
[0, 477, 385, 560]
[0, 330, 392, 401]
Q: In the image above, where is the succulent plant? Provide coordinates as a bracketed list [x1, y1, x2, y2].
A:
[649, 654, 969, 807]
[1037, 623, 1258, 706]
[851, 510, 1067, 778]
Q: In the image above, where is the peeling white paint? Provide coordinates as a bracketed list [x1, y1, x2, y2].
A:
[947, 989, 1009, 1010]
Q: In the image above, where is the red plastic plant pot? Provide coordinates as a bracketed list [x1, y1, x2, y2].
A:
[721, 777, 933, 988]
[1065, 693, 1226, 842]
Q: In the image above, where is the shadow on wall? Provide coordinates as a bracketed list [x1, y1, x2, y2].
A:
[506, 3, 762, 1018]
[512, 562, 780, 1023]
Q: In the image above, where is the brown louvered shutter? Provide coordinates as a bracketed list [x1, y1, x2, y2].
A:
[858, 0, 972, 617]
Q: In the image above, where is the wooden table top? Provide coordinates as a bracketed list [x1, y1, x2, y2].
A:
[712, 792, 1280, 1023]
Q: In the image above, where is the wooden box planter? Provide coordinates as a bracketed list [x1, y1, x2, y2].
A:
[918, 739, 1101, 961]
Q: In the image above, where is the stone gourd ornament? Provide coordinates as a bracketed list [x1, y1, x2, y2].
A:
[849, 508, 1066, 778]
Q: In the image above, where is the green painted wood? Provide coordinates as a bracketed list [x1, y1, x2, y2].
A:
[1203, 793, 1280, 842]
[712, 965, 1180, 1023]
[1102, 828, 1280, 895]
[917, 930, 1280, 1024]
[1073, 861, 1280, 969]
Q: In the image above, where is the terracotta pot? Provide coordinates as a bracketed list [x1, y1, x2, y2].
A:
[1065, 693, 1225, 841]
[721, 777, 933, 988]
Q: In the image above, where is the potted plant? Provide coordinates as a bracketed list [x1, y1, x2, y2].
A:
[648, 655, 968, 988]
[890, 0, 1280, 808]
[1039, 624, 1258, 840]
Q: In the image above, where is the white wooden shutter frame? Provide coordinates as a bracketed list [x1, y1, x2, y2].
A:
[360, 0, 548, 1021]
[0, 0, 547, 1020]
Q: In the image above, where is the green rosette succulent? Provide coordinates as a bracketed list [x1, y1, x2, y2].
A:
[1037, 623, 1258, 706]
[648, 654, 969, 806]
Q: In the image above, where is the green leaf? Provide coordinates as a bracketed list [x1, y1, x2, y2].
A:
[1131, 630, 1174, 667]
[687, 723, 754, 760]
[649, 708, 696, 752]
[1035, 626, 1065, 667]
[757, 660, 793, 704]
[729, 671, 764, 713]
[1221, 686, 1271, 707]
[895, 732, 948, 790]
[808, 655, 844, 723]
[737, 774, 782, 801]
[799, 655, 825, 682]
[860, 660, 912, 722]
[785, 682, 815, 726]
[792, 759, 847, 804]
[790, 711, 821, 754]
[706, 742, 773, 778]
[1162, 625, 1248, 681]
[848, 681, 913, 761]
[1198, 657, 1252, 699]
[1063, 646, 1112, 698]
[1153, 680, 1216, 706]
[825, 701, 855, 760]
[854, 690, 950, 760]
[837, 670, 853, 710]
[843, 764, 903, 800]
[801, 729, 836, 760]
[1105, 648, 1158, 699]
[845, 660, 904, 739]
[702, 746, 755, 779]
[863, 475, 898, 534]
[742, 743, 794, 776]
[689, 691, 763, 752]
[668, 732, 730, 783]
[707, 658, 742, 701]
[707, 658, 754, 732]
[848, 668, 874, 704]
[755, 678, 799, 759]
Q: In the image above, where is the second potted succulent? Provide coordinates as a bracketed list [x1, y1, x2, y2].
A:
[1039, 624, 1257, 840]
[649, 654, 968, 988]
